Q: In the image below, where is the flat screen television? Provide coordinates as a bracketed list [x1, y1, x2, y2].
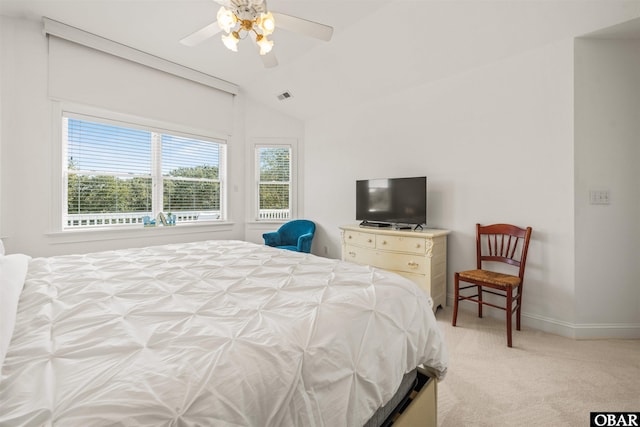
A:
[356, 176, 427, 228]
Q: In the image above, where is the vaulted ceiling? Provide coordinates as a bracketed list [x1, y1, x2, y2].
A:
[2, 1, 640, 121]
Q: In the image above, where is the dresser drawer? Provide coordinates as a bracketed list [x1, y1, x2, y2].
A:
[343, 244, 376, 265]
[395, 271, 431, 295]
[343, 230, 376, 248]
[375, 235, 427, 254]
[376, 251, 429, 275]
[344, 246, 428, 275]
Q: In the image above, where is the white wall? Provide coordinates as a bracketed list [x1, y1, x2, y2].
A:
[305, 24, 640, 338]
[306, 39, 578, 332]
[243, 97, 305, 245]
[574, 38, 640, 336]
[0, 16, 303, 257]
[0, 18, 55, 256]
[305, 40, 578, 335]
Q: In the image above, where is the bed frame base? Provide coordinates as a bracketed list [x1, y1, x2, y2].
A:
[386, 367, 437, 427]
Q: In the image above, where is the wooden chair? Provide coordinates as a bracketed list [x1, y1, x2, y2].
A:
[452, 223, 533, 347]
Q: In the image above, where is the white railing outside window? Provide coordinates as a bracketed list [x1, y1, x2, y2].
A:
[257, 209, 290, 220]
[65, 211, 221, 228]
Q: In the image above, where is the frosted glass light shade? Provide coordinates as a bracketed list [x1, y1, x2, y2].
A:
[256, 35, 273, 55]
[222, 32, 239, 52]
[216, 7, 236, 33]
[258, 12, 275, 36]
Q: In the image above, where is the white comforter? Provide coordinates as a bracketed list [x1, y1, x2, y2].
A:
[0, 240, 447, 427]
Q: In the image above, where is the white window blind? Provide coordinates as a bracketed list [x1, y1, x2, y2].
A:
[63, 113, 226, 229]
[162, 135, 225, 221]
[256, 146, 291, 220]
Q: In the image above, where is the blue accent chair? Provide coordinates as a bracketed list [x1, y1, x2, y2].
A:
[262, 220, 316, 253]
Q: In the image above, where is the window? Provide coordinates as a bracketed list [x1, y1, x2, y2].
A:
[255, 145, 292, 220]
[63, 113, 226, 229]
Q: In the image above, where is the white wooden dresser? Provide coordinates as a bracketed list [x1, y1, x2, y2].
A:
[339, 224, 450, 311]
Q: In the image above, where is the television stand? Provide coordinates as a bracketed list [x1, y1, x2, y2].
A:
[359, 220, 391, 228]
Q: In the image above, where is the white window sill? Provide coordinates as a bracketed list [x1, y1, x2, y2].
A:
[248, 220, 288, 225]
[46, 221, 235, 244]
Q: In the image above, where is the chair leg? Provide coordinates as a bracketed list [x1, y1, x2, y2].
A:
[516, 285, 522, 331]
[477, 285, 483, 318]
[506, 287, 513, 347]
[452, 273, 460, 326]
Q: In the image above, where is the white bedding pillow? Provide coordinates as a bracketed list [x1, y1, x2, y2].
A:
[0, 254, 30, 369]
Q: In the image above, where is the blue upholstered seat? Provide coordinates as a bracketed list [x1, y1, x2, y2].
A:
[262, 220, 316, 253]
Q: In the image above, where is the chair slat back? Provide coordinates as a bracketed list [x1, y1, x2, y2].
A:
[475, 223, 533, 278]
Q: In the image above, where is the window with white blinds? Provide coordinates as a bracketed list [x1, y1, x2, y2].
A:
[162, 135, 223, 220]
[66, 119, 153, 223]
[63, 114, 226, 229]
[256, 146, 291, 221]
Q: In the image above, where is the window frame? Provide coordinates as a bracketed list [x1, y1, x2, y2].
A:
[54, 103, 229, 233]
[253, 141, 297, 222]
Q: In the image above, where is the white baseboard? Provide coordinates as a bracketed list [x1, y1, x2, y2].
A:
[520, 311, 577, 338]
[447, 294, 640, 339]
[570, 322, 640, 339]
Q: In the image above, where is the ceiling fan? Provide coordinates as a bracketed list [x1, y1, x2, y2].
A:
[180, 0, 334, 68]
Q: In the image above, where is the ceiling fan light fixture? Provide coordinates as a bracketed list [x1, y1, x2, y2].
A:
[255, 34, 273, 55]
[181, 0, 334, 67]
[257, 12, 275, 36]
[216, 6, 236, 33]
[222, 32, 240, 52]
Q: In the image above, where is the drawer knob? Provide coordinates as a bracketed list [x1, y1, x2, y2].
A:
[408, 261, 419, 268]
[367, 239, 372, 243]
[348, 235, 353, 239]
[382, 240, 387, 245]
[348, 251, 356, 257]
[416, 243, 421, 248]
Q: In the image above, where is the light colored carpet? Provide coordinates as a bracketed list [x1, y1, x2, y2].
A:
[434, 306, 640, 427]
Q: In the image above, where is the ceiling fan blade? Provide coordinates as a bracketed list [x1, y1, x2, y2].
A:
[180, 21, 222, 47]
[260, 51, 278, 68]
[271, 12, 333, 41]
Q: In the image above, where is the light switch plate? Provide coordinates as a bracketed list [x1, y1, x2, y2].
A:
[589, 190, 610, 205]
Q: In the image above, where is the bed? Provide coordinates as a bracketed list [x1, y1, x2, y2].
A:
[0, 239, 447, 426]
